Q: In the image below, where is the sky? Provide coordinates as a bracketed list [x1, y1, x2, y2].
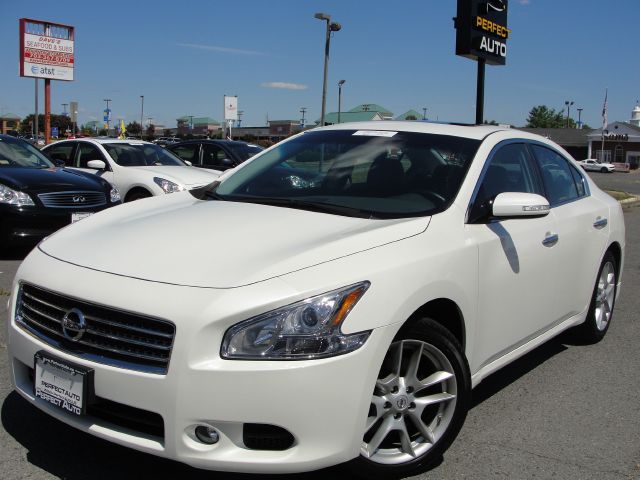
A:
[1, 0, 638, 130]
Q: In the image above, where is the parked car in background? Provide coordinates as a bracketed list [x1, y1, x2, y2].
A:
[0, 134, 120, 246]
[7, 122, 624, 477]
[167, 139, 263, 171]
[41, 138, 220, 202]
[578, 158, 615, 173]
[153, 137, 181, 147]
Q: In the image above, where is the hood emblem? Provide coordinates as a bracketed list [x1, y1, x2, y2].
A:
[62, 308, 87, 341]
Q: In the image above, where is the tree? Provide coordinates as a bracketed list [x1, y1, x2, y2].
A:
[20, 114, 73, 135]
[145, 124, 155, 139]
[126, 121, 141, 136]
[405, 115, 418, 121]
[525, 105, 565, 128]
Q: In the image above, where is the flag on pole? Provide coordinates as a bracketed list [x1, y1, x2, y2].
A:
[601, 88, 608, 131]
[119, 119, 126, 140]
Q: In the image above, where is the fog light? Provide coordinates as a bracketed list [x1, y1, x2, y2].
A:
[195, 425, 219, 445]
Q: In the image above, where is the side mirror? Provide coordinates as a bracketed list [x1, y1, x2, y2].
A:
[87, 159, 107, 170]
[492, 192, 550, 218]
[184, 160, 193, 166]
[220, 158, 235, 167]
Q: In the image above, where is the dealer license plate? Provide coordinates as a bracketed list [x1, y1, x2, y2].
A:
[34, 352, 92, 416]
[71, 212, 93, 223]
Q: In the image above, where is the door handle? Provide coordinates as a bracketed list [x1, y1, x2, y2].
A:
[593, 217, 608, 229]
[542, 232, 559, 247]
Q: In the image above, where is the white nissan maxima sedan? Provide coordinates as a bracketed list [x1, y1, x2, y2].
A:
[7, 122, 624, 478]
[42, 139, 221, 201]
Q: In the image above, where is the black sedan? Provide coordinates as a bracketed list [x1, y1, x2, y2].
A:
[0, 134, 121, 247]
[167, 139, 263, 171]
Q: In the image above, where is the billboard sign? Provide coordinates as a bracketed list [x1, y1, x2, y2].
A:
[20, 18, 75, 81]
[455, 0, 509, 66]
[224, 95, 238, 121]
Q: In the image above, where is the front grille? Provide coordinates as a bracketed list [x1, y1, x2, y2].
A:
[16, 283, 175, 374]
[38, 191, 107, 208]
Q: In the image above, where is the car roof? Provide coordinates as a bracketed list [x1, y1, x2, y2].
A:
[172, 139, 257, 146]
[49, 138, 154, 146]
[316, 121, 510, 140]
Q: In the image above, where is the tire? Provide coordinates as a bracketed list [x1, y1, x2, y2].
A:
[600, 167, 608, 173]
[347, 318, 471, 479]
[575, 251, 617, 343]
[125, 190, 152, 202]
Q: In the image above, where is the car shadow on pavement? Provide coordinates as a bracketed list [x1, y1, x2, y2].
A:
[1, 330, 579, 480]
[470, 331, 572, 408]
[0, 392, 341, 480]
[0, 245, 35, 261]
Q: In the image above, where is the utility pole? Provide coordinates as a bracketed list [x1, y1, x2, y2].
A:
[300, 107, 307, 128]
[422, 107, 428, 120]
[237, 110, 243, 128]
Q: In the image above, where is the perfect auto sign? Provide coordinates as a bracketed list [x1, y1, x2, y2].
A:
[455, 0, 510, 66]
[20, 21, 74, 81]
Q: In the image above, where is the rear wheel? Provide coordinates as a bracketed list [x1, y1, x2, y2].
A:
[348, 318, 470, 479]
[575, 252, 617, 343]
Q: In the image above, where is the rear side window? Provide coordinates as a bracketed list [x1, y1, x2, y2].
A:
[530, 145, 585, 206]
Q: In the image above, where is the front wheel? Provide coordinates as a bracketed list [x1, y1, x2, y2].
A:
[348, 318, 470, 479]
[600, 167, 608, 173]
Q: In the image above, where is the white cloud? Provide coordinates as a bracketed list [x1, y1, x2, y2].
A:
[519, 0, 531, 5]
[177, 43, 267, 56]
[261, 82, 308, 91]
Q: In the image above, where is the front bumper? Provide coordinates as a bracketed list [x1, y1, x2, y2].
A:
[7, 248, 395, 473]
[0, 203, 114, 246]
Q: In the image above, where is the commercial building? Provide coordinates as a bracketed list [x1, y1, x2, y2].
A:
[0, 113, 21, 135]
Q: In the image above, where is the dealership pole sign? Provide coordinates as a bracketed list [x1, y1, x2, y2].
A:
[455, 0, 510, 65]
[454, 0, 509, 123]
[20, 18, 75, 81]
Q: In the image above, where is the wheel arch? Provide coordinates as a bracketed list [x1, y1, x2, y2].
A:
[400, 298, 467, 353]
[124, 186, 153, 202]
[607, 241, 623, 276]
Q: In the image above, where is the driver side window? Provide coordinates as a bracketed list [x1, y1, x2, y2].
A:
[469, 143, 543, 223]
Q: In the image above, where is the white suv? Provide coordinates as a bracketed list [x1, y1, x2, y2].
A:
[42, 139, 220, 201]
[7, 122, 625, 477]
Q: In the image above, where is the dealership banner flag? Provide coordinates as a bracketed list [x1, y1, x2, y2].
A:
[602, 88, 608, 130]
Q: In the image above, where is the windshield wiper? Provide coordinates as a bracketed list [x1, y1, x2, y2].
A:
[229, 196, 378, 219]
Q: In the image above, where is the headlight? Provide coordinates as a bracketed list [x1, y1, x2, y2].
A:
[110, 186, 121, 203]
[0, 183, 34, 206]
[153, 177, 185, 194]
[221, 282, 371, 360]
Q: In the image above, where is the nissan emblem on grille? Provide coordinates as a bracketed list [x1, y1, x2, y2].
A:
[62, 308, 87, 341]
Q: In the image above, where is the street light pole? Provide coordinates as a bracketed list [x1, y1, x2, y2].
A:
[565, 100, 574, 128]
[140, 95, 144, 139]
[337, 79, 345, 124]
[422, 107, 428, 120]
[315, 13, 341, 127]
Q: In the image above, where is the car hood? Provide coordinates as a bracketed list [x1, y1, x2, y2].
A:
[126, 165, 220, 187]
[39, 192, 430, 288]
[0, 167, 104, 193]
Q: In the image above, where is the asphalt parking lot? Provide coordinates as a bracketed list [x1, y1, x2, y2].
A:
[1, 178, 639, 479]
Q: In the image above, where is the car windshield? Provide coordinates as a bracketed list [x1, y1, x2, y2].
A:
[228, 143, 264, 161]
[103, 143, 186, 167]
[0, 136, 54, 169]
[214, 129, 480, 218]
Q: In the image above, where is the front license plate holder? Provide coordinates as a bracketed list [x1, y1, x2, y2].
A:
[34, 351, 94, 416]
[71, 212, 93, 223]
